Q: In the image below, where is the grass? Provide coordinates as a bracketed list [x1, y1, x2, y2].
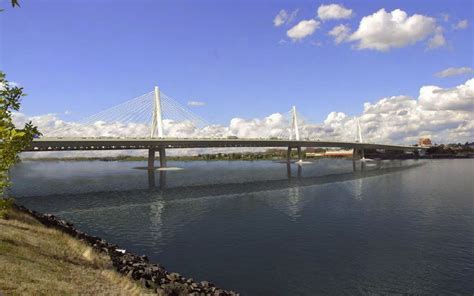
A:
[0, 208, 152, 295]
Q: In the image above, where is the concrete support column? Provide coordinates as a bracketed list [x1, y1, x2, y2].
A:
[361, 149, 365, 159]
[159, 147, 167, 168]
[148, 148, 155, 170]
[297, 146, 302, 161]
[353, 148, 358, 160]
[287, 147, 292, 163]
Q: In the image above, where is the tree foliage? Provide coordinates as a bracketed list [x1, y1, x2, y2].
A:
[0, 72, 41, 197]
[0, 0, 20, 11]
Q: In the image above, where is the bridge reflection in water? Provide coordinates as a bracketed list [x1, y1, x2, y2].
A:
[15, 160, 423, 252]
[147, 159, 388, 191]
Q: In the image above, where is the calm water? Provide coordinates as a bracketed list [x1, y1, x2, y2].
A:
[10, 159, 474, 295]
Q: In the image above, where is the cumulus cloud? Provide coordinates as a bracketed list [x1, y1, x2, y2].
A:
[419, 78, 474, 111]
[274, 9, 288, 27]
[328, 24, 351, 44]
[348, 8, 442, 51]
[287, 19, 320, 41]
[435, 67, 474, 78]
[428, 26, 446, 49]
[317, 4, 353, 20]
[454, 19, 468, 30]
[273, 9, 299, 27]
[187, 101, 206, 106]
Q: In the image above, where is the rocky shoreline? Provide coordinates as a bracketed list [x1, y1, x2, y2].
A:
[14, 204, 239, 296]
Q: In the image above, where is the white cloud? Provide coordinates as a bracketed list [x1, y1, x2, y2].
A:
[419, 78, 474, 111]
[287, 19, 320, 41]
[274, 9, 299, 27]
[287, 9, 299, 25]
[274, 9, 288, 27]
[454, 19, 468, 30]
[435, 67, 474, 78]
[428, 26, 446, 49]
[328, 24, 351, 44]
[187, 101, 206, 106]
[317, 4, 353, 20]
[348, 8, 441, 51]
[64, 110, 72, 115]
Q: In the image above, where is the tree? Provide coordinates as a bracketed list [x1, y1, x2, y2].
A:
[0, 0, 20, 11]
[0, 72, 41, 216]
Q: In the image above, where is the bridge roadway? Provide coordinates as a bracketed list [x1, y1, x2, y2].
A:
[26, 137, 421, 168]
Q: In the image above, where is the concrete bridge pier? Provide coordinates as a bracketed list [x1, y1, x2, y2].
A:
[159, 147, 167, 168]
[352, 148, 365, 160]
[148, 147, 167, 170]
[148, 148, 156, 170]
[287, 146, 303, 163]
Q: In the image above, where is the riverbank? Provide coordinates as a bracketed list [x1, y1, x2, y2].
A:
[1, 205, 238, 295]
[0, 207, 147, 295]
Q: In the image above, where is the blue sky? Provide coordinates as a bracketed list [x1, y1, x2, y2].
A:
[1, 0, 473, 126]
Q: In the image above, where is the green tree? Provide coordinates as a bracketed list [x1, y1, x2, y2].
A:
[0, 72, 41, 216]
[0, 0, 20, 11]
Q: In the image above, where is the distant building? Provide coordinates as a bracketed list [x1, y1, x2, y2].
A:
[418, 138, 432, 147]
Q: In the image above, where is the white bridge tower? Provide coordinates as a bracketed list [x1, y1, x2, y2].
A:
[290, 106, 300, 141]
[355, 118, 363, 143]
[150, 86, 164, 138]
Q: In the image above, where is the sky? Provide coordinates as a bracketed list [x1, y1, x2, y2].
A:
[1, 0, 473, 145]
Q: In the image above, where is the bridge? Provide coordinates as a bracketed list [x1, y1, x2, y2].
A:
[26, 86, 421, 169]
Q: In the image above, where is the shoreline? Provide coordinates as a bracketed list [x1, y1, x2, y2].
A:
[20, 155, 474, 162]
[13, 204, 239, 296]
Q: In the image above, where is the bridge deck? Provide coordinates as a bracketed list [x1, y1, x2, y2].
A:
[25, 138, 421, 152]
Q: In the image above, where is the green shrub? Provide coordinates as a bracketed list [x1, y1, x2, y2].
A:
[0, 198, 14, 219]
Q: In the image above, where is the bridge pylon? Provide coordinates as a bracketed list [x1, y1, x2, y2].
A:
[150, 86, 164, 138]
[287, 106, 303, 164]
[354, 118, 367, 160]
[355, 118, 363, 143]
[290, 106, 300, 141]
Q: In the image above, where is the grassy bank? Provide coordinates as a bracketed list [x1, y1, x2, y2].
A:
[0, 209, 149, 295]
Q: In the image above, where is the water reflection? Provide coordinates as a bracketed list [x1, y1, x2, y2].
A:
[148, 170, 168, 190]
[17, 161, 424, 220]
[10, 159, 474, 295]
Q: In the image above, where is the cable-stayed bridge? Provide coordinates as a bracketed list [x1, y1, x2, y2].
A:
[26, 86, 422, 168]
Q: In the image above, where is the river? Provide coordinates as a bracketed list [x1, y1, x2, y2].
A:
[10, 159, 474, 295]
